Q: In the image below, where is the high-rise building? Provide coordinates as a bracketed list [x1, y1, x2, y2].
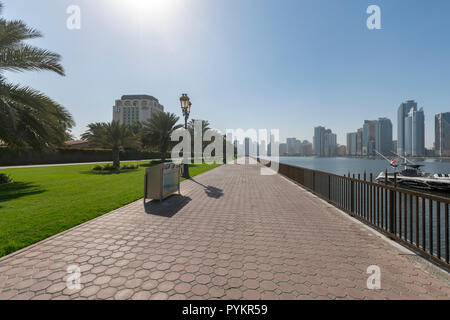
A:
[435, 112, 450, 157]
[286, 138, 301, 155]
[346, 132, 357, 156]
[300, 140, 313, 156]
[279, 143, 288, 155]
[113, 95, 164, 125]
[314, 126, 337, 157]
[362, 120, 377, 156]
[392, 140, 397, 153]
[356, 128, 363, 156]
[397, 100, 420, 156]
[313, 126, 325, 156]
[404, 107, 425, 156]
[375, 117, 393, 155]
[324, 129, 337, 157]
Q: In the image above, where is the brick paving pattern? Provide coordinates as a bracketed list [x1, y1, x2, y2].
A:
[0, 162, 449, 300]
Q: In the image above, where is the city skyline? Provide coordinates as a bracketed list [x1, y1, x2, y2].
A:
[3, 1, 450, 146]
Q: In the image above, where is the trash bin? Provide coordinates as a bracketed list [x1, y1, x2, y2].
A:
[144, 162, 181, 203]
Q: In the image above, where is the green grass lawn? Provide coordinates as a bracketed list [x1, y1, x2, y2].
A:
[0, 161, 220, 258]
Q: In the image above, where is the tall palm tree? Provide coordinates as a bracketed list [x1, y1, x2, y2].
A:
[142, 112, 182, 162]
[81, 121, 138, 168]
[0, 3, 74, 150]
[188, 119, 211, 138]
[187, 119, 212, 158]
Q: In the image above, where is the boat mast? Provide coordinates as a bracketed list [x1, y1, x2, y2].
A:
[375, 149, 398, 173]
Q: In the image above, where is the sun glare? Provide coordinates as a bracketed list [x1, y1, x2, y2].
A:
[123, 0, 176, 16]
[108, 0, 183, 29]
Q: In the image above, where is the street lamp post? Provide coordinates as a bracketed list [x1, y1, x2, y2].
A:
[180, 93, 191, 178]
[223, 135, 227, 164]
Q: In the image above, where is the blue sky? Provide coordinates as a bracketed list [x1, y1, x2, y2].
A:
[3, 0, 450, 147]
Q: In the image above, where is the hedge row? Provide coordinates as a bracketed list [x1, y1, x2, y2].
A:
[0, 147, 169, 166]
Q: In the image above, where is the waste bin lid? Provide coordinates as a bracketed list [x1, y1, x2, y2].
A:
[163, 162, 180, 169]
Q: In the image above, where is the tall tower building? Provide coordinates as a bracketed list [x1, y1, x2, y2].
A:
[375, 118, 393, 155]
[435, 112, 450, 157]
[362, 120, 377, 156]
[313, 126, 325, 156]
[113, 95, 164, 126]
[404, 107, 425, 156]
[397, 100, 417, 156]
[346, 132, 357, 156]
[314, 126, 337, 157]
[356, 128, 363, 156]
[323, 130, 337, 157]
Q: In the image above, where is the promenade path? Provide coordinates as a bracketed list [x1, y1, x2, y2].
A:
[0, 162, 449, 300]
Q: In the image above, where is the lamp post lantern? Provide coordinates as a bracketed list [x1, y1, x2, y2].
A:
[180, 93, 191, 178]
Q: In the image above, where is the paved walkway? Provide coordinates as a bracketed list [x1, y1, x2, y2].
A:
[0, 163, 449, 300]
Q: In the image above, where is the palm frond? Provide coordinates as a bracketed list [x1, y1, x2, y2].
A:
[0, 44, 64, 75]
[0, 19, 42, 49]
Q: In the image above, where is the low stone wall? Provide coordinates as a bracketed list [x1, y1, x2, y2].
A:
[0, 147, 168, 166]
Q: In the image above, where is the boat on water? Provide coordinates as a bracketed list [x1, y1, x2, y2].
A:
[374, 152, 450, 192]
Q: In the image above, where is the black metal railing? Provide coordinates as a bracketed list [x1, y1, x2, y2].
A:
[259, 159, 450, 270]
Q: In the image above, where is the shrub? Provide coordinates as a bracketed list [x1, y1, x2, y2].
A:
[102, 164, 118, 171]
[0, 173, 12, 184]
[121, 164, 138, 170]
[91, 163, 139, 172]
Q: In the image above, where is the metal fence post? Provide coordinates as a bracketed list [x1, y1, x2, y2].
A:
[312, 171, 315, 192]
[350, 179, 354, 213]
[389, 188, 395, 234]
[328, 175, 331, 200]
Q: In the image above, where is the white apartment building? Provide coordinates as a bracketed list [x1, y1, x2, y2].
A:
[112, 95, 164, 125]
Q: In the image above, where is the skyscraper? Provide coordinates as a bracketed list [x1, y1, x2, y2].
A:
[356, 128, 363, 156]
[300, 140, 313, 156]
[435, 112, 450, 157]
[286, 138, 301, 155]
[404, 107, 425, 156]
[362, 120, 377, 156]
[313, 126, 325, 156]
[279, 143, 288, 155]
[397, 100, 417, 156]
[346, 132, 357, 156]
[375, 117, 393, 155]
[323, 130, 337, 157]
[314, 126, 337, 157]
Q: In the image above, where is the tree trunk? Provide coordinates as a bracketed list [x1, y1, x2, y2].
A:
[112, 148, 120, 169]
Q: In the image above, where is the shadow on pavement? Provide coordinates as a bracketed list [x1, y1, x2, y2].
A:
[190, 179, 224, 199]
[144, 194, 191, 218]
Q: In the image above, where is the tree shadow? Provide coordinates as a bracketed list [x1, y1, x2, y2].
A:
[80, 169, 139, 176]
[0, 182, 46, 207]
[190, 179, 224, 199]
[144, 194, 191, 218]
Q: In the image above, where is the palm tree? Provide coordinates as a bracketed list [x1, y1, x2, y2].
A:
[0, 3, 74, 150]
[187, 119, 211, 154]
[188, 119, 211, 137]
[81, 121, 138, 168]
[142, 112, 183, 162]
